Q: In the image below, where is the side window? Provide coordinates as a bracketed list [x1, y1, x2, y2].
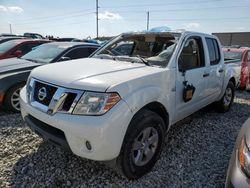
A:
[178, 37, 204, 71]
[64, 47, 92, 60]
[89, 47, 98, 54]
[205, 38, 221, 65]
[14, 43, 41, 55]
[248, 51, 250, 61]
[14, 44, 30, 55]
[28, 43, 42, 51]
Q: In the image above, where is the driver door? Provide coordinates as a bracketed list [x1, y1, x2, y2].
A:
[175, 36, 209, 121]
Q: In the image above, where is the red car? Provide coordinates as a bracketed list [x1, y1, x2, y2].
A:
[0, 39, 50, 60]
[223, 47, 250, 89]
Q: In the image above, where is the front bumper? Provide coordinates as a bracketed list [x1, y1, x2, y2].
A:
[20, 87, 133, 161]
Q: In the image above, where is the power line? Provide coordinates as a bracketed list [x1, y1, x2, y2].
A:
[113, 5, 250, 14]
[100, 0, 226, 9]
[125, 16, 250, 22]
[150, 16, 250, 21]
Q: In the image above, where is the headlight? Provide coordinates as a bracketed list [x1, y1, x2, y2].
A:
[73, 92, 121, 115]
[239, 136, 250, 177]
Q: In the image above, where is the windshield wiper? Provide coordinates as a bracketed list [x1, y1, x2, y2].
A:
[95, 54, 151, 66]
[22, 58, 39, 63]
[94, 54, 116, 60]
[134, 55, 150, 66]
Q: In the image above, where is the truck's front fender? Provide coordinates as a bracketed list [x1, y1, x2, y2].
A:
[122, 86, 167, 115]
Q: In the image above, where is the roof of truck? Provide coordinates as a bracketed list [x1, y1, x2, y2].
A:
[122, 30, 215, 38]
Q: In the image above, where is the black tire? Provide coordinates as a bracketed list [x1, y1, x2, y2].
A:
[115, 109, 165, 179]
[4, 83, 25, 112]
[216, 81, 235, 113]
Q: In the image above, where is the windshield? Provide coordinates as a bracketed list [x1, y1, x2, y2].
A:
[223, 51, 243, 61]
[21, 43, 67, 63]
[0, 40, 21, 53]
[93, 32, 180, 67]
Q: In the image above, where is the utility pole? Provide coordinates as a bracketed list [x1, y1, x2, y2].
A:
[96, 0, 99, 39]
[146, 11, 149, 30]
[9, 23, 12, 34]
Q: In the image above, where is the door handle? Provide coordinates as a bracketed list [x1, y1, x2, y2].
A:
[203, 73, 210, 77]
[219, 69, 224, 73]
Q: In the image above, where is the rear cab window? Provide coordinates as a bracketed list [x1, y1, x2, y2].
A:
[205, 38, 221, 65]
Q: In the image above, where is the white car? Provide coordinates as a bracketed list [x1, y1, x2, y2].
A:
[20, 30, 240, 179]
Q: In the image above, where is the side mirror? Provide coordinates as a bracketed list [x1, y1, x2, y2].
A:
[58, 56, 71, 62]
[178, 56, 186, 73]
[12, 50, 22, 57]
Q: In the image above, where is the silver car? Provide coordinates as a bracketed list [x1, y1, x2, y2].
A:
[226, 118, 250, 188]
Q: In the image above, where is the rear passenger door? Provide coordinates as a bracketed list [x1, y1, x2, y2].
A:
[205, 38, 224, 98]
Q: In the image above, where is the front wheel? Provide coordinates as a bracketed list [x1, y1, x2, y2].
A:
[216, 81, 235, 113]
[4, 83, 25, 112]
[115, 109, 165, 179]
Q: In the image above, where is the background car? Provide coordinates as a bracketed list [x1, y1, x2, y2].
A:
[54, 37, 81, 42]
[0, 39, 50, 60]
[0, 36, 26, 44]
[23, 32, 45, 39]
[0, 42, 100, 112]
[0, 33, 18, 37]
[226, 117, 250, 188]
[223, 47, 250, 89]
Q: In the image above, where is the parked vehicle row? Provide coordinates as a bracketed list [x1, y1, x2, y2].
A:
[0, 33, 107, 44]
[0, 36, 26, 44]
[0, 39, 50, 59]
[0, 42, 100, 112]
[19, 30, 240, 179]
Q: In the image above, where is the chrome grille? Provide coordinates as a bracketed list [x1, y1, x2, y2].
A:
[33, 81, 57, 106]
[28, 78, 83, 115]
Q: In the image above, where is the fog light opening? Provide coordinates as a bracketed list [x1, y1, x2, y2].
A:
[86, 141, 92, 151]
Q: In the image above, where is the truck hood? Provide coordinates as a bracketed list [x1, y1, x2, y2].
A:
[31, 58, 160, 91]
[0, 58, 40, 74]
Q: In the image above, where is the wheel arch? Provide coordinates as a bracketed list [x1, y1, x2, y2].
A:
[229, 77, 236, 87]
[141, 102, 170, 132]
[0, 72, 30, 102]
[4, 81, 26, 100]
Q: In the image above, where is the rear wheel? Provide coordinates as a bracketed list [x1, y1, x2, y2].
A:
[4, 83, 25, 112]
[115, 109, 165, 179]
[216, 81, 235, 113]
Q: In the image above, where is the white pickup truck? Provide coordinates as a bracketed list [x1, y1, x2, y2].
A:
[20, 30, 239, 179]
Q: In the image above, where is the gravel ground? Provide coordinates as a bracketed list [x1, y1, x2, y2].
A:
[0, 91, 250, 188]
